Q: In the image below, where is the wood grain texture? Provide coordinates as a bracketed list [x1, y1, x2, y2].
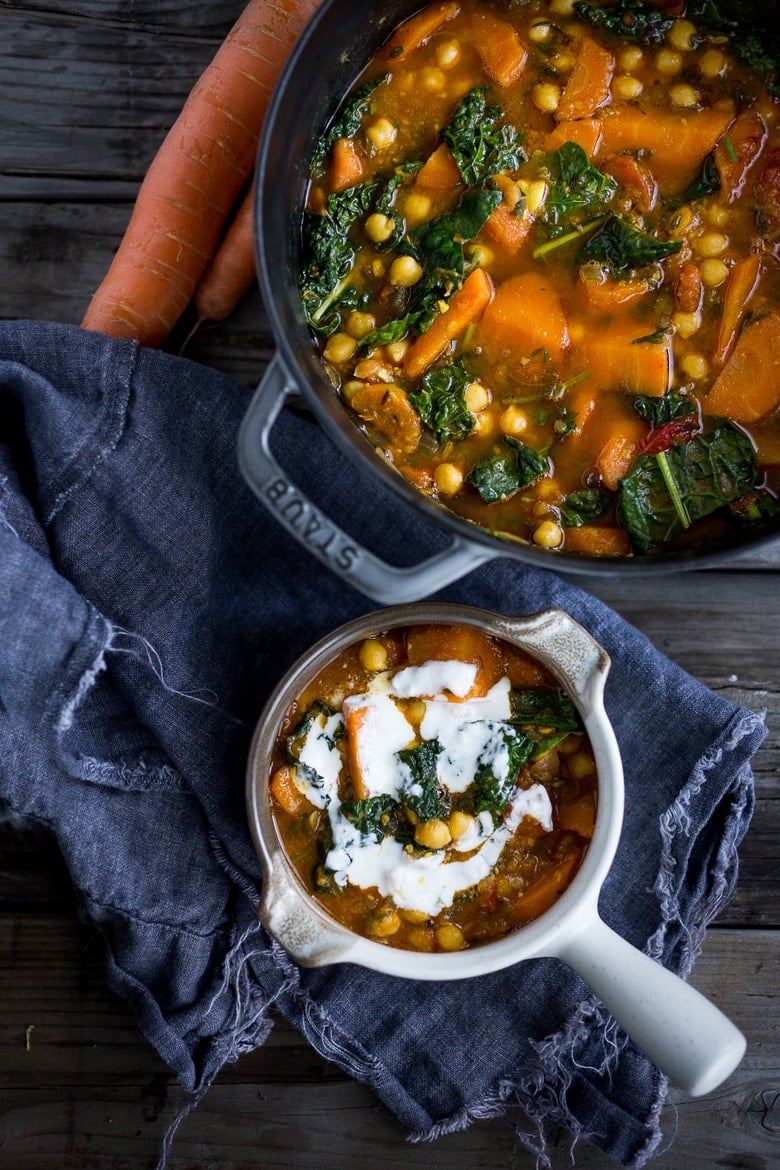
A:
[0, 1, 777, 1167]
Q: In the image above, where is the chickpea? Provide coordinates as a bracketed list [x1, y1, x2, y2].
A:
[532, 82, 561, 114]
[407, 926, 435, 952]
[700, 258, 729, 287]
[568, 752, 596, 781]
[359, 638, 388, 672]
[669, 83, 699, 109]
[448, 810, 476, 842]
[389, 255, 424, 287]
[532, 519, 564, 549]
[421, 66, 446, 92]
[400, 907, 430, 925]
[365, 116, 397, 151]
[667, 19, 697, 52]
[384, 338, 410, 364]
[354, 356, 392, 381]
[699, 48, 726, 79]
[435, 40, 460, 69]
[681, 353, 708, 381]
[474, 412, 495, 437]
[518, 178, 547, 215]
[529, 21, 553, 43]
[620, 46, 644, 71]
[346, 310, 376, 339]
[404, 699, 427, 727]
[434, 462, 464, 497]
[365, 212, 395, 244]
[706, 204, 729, 229]
[500, 405, 529, 436]
[415, 818, 452, 850]
[464, 381, 490, 413]
[656, 48, 682, 74]
[341, 380, 365, 404]
[368, 905, 401, 938]
[436, 923, 466, 952]
[371, 258, 386, 278]
[673, 310, 702, 338]
[323, 332, 357, 364]
[552, 52, 575, 74]
[403, 192, 432, 227]
[695, 230, 729, 257]
[613, 74, 644, 101]
[549, 0, 576, 15]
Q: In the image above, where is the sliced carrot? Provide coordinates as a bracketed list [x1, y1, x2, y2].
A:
[557, 792, 597, 838]
[270, 766, 310, 816]
[714, 108, 768, 205]
[81, 0, 321, 346]
[468, 10, 528, 87]
[545, 118, 603, 158]
[482, 202, 533, 254]
[597, 105, 735, 193]
[562, 524, 632, 558]
[403, 267, 494, 379]
[476, 271, 568, 359]
[343, 704, 372, 800]
[556, 36, 615, 122]
[575, 322, 673, 397]
[193, 181, 257, 324]
[705, 312, 780, 423]
[414, 142, 462, 191]
[405, 623, 505, 698]
[382, 1, 460, 62]
[596, 427, 645, 491]
[713, 253, 762, 365]
[329, 136, 366, 193]
[512, 851, 581, 925]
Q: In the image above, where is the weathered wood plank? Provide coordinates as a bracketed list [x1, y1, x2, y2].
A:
[3, 0, 245, 35]
[0, 914, 777, 1169]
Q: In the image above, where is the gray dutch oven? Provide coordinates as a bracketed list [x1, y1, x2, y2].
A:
[237, 0, 780, 602]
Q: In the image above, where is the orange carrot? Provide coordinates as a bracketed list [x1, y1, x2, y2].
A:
[482, 203, 533, 254]
[562, 526, 632, 558]
[328, 136, 366, 192]
[477, 271, 568, 359]
[545, 118, 603, 158]
[382, 2, 460, 62]
[270, 766, 309, 816]
[403, 267, 494, 379]
[343, 704, 373, 800]
[596, 428, 645, 491]
[414, 143, 462, 191]
[81, 0, 321, 346]
[468, 10, 527, 87]
[556, 36, 615, 122]
[713, 252, 762, 365]
[705, 312, 780, 423]
[193, 181, 257, 324]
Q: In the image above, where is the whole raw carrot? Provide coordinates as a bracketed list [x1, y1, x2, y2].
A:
[193, 181, 258, 324]
[81, 0, 321, 347]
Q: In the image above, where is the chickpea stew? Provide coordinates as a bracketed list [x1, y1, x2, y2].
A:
[268, 622, 597, 952]
[300, 0, 780, 558]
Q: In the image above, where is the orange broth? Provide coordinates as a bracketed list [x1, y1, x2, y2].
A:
[268, 623, 597, 952]
[301, 0, 780, 557]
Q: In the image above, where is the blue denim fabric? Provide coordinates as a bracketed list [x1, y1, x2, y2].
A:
[0, 321, 765, 1166]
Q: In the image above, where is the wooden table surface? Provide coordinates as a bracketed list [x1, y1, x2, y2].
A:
[1, 3, 778, 1167]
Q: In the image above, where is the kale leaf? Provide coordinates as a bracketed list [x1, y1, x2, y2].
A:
[632, 391, 698, 427]
[409, 360, 476, 445]
[414, 188, 503, 295]
[286, 700, 340, 794]
[473, 726, 533, 818]
[397, 739, 449, 821]
[442, 87, 526, 187]
[466, 437, 549, 503]
[574, 0, 676, 45]
[312, 76, 388, 167]
[301, 181, 380, 333]
[673, 151, 722, 207]
[509, 689, 583, 756]
[688, 2, 780, 98]
[617, 422, 759, 551]
[542, 141, 618, 234]
[340, 794, 398, 842]
[578, 213, 683, 273]
[560, 488, 613, 528]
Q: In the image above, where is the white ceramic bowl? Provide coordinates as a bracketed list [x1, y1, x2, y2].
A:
[246, 602, 745, 1096]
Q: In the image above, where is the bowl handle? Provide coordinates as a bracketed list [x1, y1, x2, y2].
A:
[237, 355, 496, 602]
[557, 914, 746, 1096]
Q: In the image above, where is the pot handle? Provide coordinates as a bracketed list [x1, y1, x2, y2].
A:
[237, 355, 497, 603]
[557, 914, 746, 1096]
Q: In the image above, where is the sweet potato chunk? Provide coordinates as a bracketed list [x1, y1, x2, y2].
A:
[705, 312, 780, 423]
[556, 36, 614, 121]
[477, 272, 568, 358]
[405, 624, 505, 698]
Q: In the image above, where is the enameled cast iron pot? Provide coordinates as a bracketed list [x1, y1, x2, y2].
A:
[246, 602, 746, 1097]
[237, 0, 780, 601]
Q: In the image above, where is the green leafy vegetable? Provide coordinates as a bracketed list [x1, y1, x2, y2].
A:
[466, 437, 549, 503]
[398, 739, 449, 821]
[578, 213, 683, 273]
[313, 76, 388, 166]
[542, 141, 618, 234]
[301, 181, 380, 333]
[473, 727, 532, 817]
[673, 151, 721, 207]
[409, 361, 476, 445]
[688, 1, 780, 98]
[414, 188, 503, 295]
[633, 391, 698, 427]
[574, 0, 676, 44]
[286, 701, 340, 795]
[560, 488, 612, 528]
[618, 423, 759, 551]
[442, 87, 525, 187]
[340, 794, 398, 842]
